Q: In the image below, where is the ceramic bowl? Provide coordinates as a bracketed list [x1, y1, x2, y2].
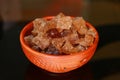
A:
[20, 16, 99, 73]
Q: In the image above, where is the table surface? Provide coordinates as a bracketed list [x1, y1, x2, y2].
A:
[0, 22, 120, 80]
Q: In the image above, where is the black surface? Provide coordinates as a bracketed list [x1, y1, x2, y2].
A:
[0, 21, 3, 40]
[96, 24, 120, 49]
[0, 22, 120, 80]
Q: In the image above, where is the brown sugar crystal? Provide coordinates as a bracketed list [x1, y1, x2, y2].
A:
[24, 13, 96, 55]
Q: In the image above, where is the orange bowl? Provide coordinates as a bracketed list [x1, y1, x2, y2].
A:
[20, 16, 99, 73]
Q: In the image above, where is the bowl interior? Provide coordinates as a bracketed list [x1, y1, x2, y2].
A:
[20, 17, 99, 57]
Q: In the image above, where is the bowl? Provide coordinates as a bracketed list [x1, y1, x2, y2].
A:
[20, 16, 99, 73]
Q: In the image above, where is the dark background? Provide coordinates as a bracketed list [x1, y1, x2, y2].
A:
[0, 0, 120, 80]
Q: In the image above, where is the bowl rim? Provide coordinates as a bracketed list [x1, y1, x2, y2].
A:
[20, 16, 99, 58]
